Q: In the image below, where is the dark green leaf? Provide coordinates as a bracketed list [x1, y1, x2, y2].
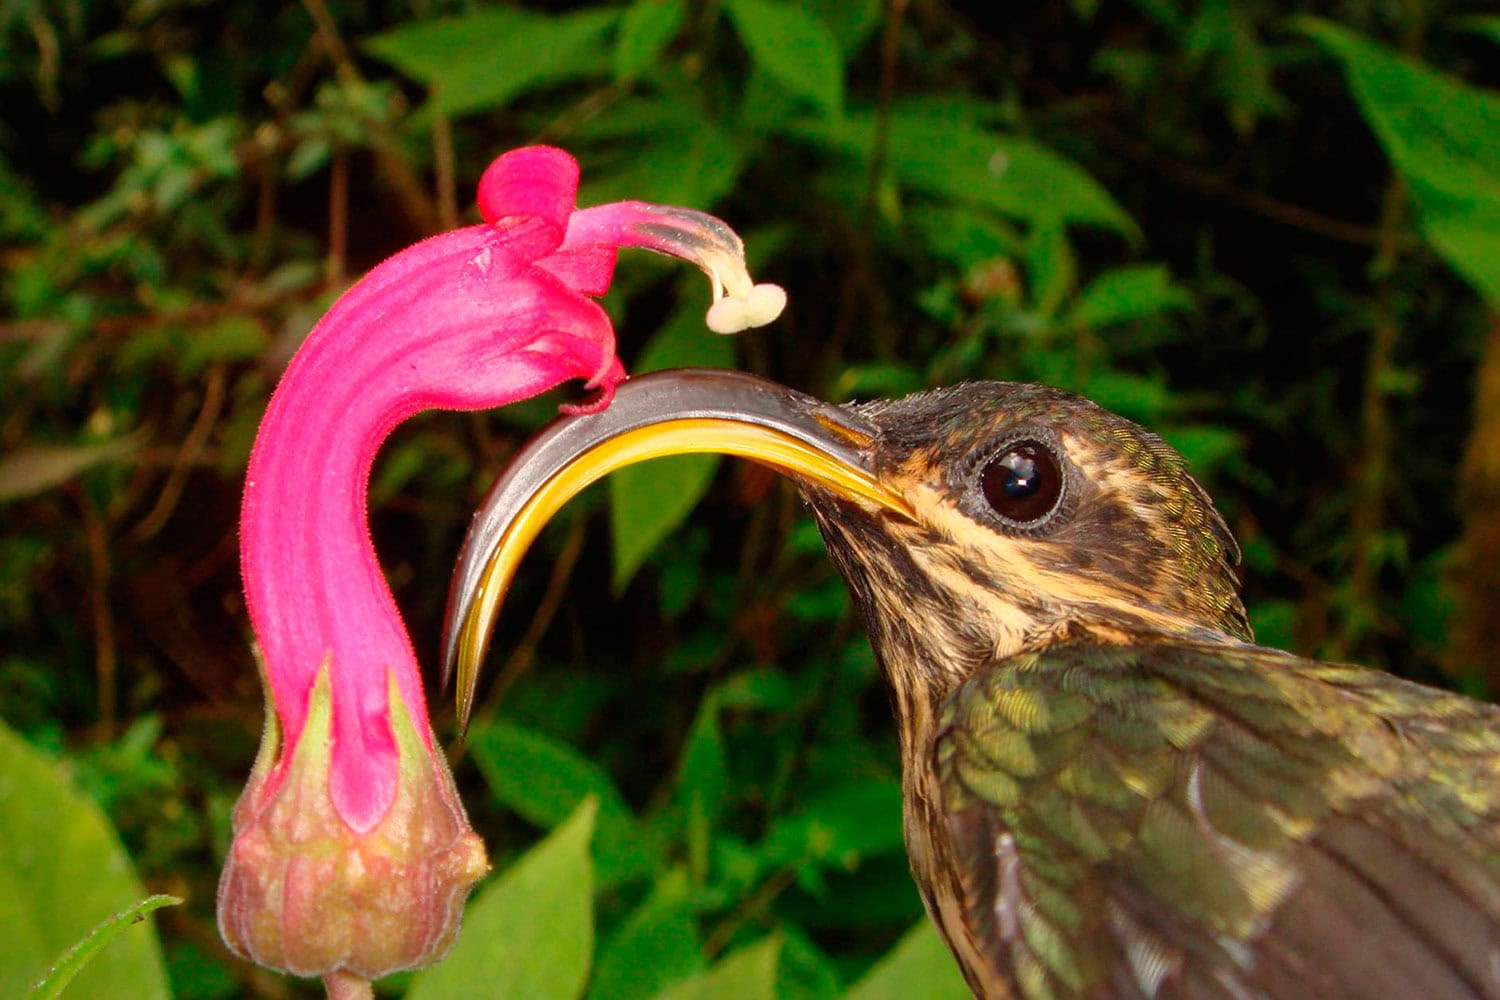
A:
[615, 0, 686, 80]
[652, 936, 781, 1000]
[788, 110, 1135, 233]
[409, 799, 597, 1000]
[763, 780, 905, 871]
[468, 721, 654, 887]
[1066, 264, 1193, 328]
[589, 869, 702, 1000]
[1298, 19, 1500, 302]
[364, 8, 617, 117]
[725, 0, 844, 117]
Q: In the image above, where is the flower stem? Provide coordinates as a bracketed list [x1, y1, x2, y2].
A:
[323, 971, 374, 1000]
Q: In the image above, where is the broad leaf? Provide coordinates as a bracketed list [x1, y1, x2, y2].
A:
[589, 869, 702, 1000]
[788, 110, 1134, 233]
[843, 921, 970, 1000]
[652, 936, 781, 1000]
[468, 720, 654, 886]
[1066, 264, 1193, 329]
[364, 8, 617, 117]
[615, 0, 686, 80]
[1298, 19, 1500, 302]
[0, 719, 171, 999]
[408, 799, 597, 1000]
[762, 780, 906, 872]
[725, 0, 844, 117]
[608, 298, 736, 591]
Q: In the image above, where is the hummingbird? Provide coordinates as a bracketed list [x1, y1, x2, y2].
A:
[444, 368, 1500, 1000]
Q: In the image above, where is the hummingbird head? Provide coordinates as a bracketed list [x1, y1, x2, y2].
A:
[441, 370, 1249, 726]
[799, 381, 1251, 696]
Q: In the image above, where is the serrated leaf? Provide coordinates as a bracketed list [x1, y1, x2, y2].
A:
[843, 921, 970, 1000]
[409, 799, 597, 1000]
[725, 0, 844, 117]
[1297, 19, 1500, 302]
[615, 0, 686, 80]
[0, 720, 171, 999]
[364, 8, 617, 117]
[652, 936, 781, 1000]
[1066, 264, 1193, 328]
[608, 301, 735, 591]
[0, 435, 142, 504]
[467, 721, 654, 887]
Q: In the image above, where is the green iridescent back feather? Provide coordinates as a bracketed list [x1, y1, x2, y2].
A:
[936, 642, 1500, 999]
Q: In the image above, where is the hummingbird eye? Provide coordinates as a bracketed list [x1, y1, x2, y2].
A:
[980, 441, 1063, 523]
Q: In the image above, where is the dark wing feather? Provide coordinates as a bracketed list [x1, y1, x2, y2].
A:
[934, 642, 1500, 1000]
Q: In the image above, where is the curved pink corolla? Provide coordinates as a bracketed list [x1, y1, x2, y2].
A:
[218, 146, 783, 983]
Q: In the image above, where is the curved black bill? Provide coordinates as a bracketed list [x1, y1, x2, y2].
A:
[442, 368, 911, 728]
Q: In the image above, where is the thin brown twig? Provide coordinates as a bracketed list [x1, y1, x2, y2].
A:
[135, 365, 230, 539]
[328, 148, 349, 282]
[702, 867, 798, 959]
[433, 110, 459, 230]
[78, 488, 118, 734]
[298, 0, 441, 234]
[1089, 121, 1394, 248]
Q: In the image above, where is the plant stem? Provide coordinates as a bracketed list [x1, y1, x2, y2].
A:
[322, 971, 374, 1000]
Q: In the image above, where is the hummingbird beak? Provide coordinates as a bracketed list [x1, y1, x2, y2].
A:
[442, 368, 914, 728]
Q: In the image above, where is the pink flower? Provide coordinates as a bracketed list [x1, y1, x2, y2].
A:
[218, 146, 783, 987]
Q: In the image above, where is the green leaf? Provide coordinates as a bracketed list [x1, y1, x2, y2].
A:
[364, 8, 617, 117]
[762, 780, 906, 871]
[0, 435, 142, 504]
[1462, 16, 1500, 47]
[788, 110, 1134, 233]
[608, 301, 736, 591]
[676, 692, 728, 884]
[1023, 213, 1076, 318]
[615, 0, 686, 80]
[409, 799, 597, 1000]
[802, 0, 882, 57]
[178, 314, 267, 377]
[1297, 19, 1500, 302]
[467, 721, 654, 887]
[589, 869, 702, 1000]
[581, 118, 746, 211]
[0, 719, 171, 999]
[725, 0, 844, 117]
[27, 895, 181, 1000]
[843, 921, 970, 1000]
[652, 936, 781, 1000]
[1066, 264, 1193, 328]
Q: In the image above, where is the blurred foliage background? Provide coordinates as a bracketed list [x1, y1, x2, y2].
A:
[2, 0, 1498, 996]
